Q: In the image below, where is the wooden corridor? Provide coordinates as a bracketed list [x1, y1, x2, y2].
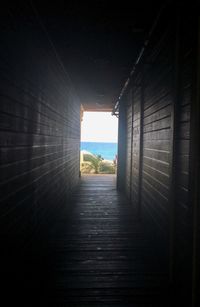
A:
[23, 174, 168, 306]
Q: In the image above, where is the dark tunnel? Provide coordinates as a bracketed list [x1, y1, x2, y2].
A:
[0, 1, 200, 306]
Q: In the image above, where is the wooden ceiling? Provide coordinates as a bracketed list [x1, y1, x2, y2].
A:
[5, 1, 163, 111]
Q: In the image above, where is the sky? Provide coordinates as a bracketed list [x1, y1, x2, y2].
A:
[81, 112, 118, 143]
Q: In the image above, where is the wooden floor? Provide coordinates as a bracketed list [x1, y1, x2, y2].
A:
[7, 175, 169, 306]
[37, 174, 169, 306]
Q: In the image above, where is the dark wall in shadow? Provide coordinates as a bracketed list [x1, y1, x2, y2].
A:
[0, 4, 80, 299]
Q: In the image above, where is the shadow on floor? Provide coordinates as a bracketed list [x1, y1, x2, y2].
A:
[2, 175, 171, 306]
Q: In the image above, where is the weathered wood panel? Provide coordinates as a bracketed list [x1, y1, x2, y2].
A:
[25, 174, 168, 306]
[0, 9, 80, 251]
[125, 92, 132, 198]
[130, 79, 142, 213]
[172, 12, 197, 301]
[140, 21, 173, 233]
[120, 7, 198, 305]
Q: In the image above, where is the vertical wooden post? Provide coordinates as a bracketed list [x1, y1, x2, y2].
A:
[80, 105, 84, 178]
[117, 97, 127, 192]
[169, 12, 181, 284]
[191, 15, 200, 307]
[137, 68, 145, 219]
[130, 89, 134, 202]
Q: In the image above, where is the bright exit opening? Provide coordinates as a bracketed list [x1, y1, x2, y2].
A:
[80, 112, 118, 175]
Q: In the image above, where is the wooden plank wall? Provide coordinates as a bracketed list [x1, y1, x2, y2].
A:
[141, 22, 173, 234]
[125, 92, 132, 198]
[130, 77, 142, 213]
[0, 9, 80, 249]
[191, 16, 200, 307]
[120, 7, 198, 304]
[173, 11, 197, 300]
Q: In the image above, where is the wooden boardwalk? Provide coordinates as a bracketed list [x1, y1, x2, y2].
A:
[35, 174, 168, 306]
[10, 175, 169, 306]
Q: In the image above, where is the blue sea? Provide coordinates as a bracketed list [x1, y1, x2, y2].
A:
[81, 142, 118, 161]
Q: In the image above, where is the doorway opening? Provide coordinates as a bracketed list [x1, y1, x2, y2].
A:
[80, 111, 118, 175]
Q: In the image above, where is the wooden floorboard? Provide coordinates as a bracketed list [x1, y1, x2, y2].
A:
[4, 174, 169, 306]
[44, 174, 169, 306]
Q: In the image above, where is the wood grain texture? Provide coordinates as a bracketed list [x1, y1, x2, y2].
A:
[8, 174, 168, 306]
[0, 14, 80, 249]
[121, 8, 197, 305]
[172, 12, 196, 300]
[125, 92, 132, 198]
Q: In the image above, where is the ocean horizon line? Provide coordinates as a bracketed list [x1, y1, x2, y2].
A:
[80, 141, 118, 160]
[81, 141, 117, 144]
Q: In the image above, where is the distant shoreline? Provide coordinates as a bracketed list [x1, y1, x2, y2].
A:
[81, 141, 117, 161]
